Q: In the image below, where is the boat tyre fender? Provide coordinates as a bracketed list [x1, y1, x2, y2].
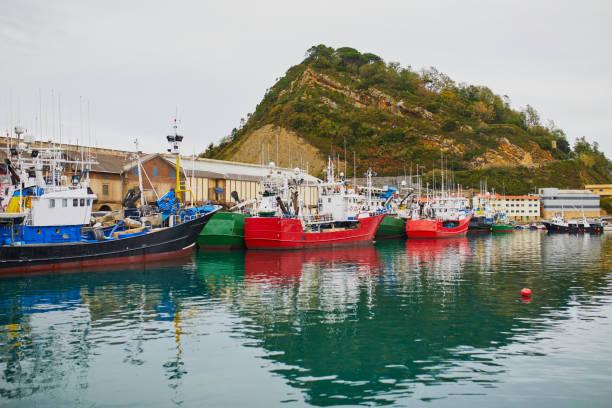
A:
[85, 227, 105, 241]
[93, 228, 105, 241]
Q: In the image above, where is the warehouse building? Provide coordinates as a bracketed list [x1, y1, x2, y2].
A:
[585, 184, 612, 197]
[538, 188, 600, 219]
[121, 155, 320, 211]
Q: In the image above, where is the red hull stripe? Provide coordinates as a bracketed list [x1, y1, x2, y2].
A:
[0, 244, 195, 275]
[245, 214, 386, 249]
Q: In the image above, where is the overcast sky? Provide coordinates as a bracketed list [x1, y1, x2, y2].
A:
[1, 0, 610, 158]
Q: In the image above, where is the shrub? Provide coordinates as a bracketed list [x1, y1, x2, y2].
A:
[442, 120, 458, 132]
[426, 102, 440, 113]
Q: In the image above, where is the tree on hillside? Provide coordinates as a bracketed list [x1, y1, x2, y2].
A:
[420, 67, 454, 92]
[306, 44, 335, 60]
[547, 120, 571, 154]
[522, 105, 541, 128]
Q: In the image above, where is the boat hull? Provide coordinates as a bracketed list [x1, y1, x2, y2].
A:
[491, 223, 514, 233]
[405, 215, 472, 239]
[198, 212, 248, 249]
[375, 215, 406, 239]
[542, 221, 569, 233]
[0, 212, 216, 274]
[245, 214, 386, 250]
[543, 220, 603, 234]
[568, 223, 603, 234]
[468, 215, 493, 232]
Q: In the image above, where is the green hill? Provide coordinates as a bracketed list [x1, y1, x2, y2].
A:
[203, 44, 612, 194]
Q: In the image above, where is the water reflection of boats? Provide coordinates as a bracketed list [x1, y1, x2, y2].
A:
[405, 237, 471, 268]
[244, 246, 381, 281]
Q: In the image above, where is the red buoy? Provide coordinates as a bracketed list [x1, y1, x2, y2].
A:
[521, 288, 532, 297]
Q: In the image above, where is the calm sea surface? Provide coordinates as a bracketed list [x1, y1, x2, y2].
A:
[1, 231, 612, 407]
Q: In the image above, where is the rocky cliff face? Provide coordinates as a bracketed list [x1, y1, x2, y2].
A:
[221, 70, 555, 174]
[219, 124, 325, 172]
[207, 45, 610, 192]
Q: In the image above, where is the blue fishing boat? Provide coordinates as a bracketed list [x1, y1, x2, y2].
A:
[0, 125, 220, 274]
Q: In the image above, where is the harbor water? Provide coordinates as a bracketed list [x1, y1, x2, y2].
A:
[1, 231, 611, 407]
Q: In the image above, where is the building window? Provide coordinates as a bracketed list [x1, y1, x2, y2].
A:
[102, 184, 109, 195]
[62, 199, 67, 207]
[153, 167, 158, 177]
[73, 199, 78, 207]
[134, 168, 138, 176]
[103, 173, 110, 179]
[87, 199, 91, 206]
[49, 199, 55, 208]
[170, 171, 175, 179]
[80, 199, 85, 207]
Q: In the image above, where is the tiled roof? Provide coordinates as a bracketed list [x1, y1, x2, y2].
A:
[90, 152, 129, 174]
[475, 194, 540, 199]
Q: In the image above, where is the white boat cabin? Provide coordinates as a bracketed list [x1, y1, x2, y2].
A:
[30, 188, 97, 226]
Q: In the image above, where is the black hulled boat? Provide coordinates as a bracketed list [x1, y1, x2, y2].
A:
[0, 210, 216, 274]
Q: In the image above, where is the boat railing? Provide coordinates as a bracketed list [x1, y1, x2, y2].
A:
[300, 213, 334, 224]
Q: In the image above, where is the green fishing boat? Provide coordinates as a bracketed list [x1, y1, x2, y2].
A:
[376, 215, 407, 239]
[491, 222, 515, 233]
[198, 212, 249, 249]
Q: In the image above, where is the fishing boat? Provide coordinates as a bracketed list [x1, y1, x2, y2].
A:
[405, 215, 472, 238]
[246, 213, 385, 249]
[198, 187, 256, 249]
[245, 161, 385, 249]
[469, 189, 499, 232]
[567, 217, 603, 234]
[542, 212, 569, 232]
[198, 212, 248, 249]
[0, 125, 220, 274]
[542, 210, 602, 234]
[490, 213, 514, 233]
[491, 221, 515, 233]
[366, 181, 412, 239]
[404, 174, 472, 239]
[376, 215, 407, 239]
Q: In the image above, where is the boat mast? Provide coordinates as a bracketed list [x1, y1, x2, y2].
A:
[167, 117, 189, 203]
[134, 139, 146, 207]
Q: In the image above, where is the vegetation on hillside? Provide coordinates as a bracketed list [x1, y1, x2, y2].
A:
[202, 44, 612, 193]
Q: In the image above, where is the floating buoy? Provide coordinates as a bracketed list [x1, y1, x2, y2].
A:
[521, 288, 532, 297]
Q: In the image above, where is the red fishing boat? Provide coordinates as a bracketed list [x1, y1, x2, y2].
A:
[245, 213, 385, 249]
[245, 159, 386, 250]
[405, 214, 472, 238]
